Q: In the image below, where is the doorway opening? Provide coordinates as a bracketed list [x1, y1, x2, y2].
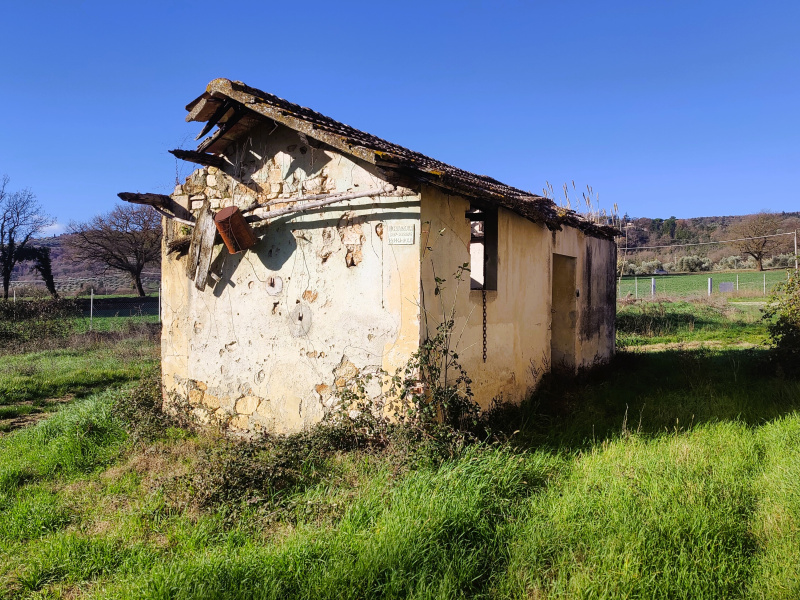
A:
[551, 253, 577, 371]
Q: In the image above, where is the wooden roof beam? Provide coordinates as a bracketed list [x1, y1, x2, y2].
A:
[169, 149, 228, 169]
[117, 192, 193, 223]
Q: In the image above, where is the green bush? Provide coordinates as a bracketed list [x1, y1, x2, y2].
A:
[0, 297, 81, 345]
[763, 270, 800, 370]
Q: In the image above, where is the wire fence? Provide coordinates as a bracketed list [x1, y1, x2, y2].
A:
[8, 273, 161, 297]
[0, 289, 161, 348]
[618, 269, 795, 300]
[80, 292, 160, 332]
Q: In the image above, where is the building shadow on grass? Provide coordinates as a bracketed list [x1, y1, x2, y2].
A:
[486, 346, 800, 452]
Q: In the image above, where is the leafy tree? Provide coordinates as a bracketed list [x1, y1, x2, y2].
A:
[663, 216, 678, 239]
[729, 212, 781, 271]
[15, 246, 58, 298]
[66, 204, 161, 297]
[0, 176, 55, 299]
[649, 218, 663, 233]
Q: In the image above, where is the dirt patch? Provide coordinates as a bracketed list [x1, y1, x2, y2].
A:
[0, 395, 75, 435]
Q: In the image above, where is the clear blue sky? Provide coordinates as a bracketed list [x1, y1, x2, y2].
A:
[1, 0, 797, 233]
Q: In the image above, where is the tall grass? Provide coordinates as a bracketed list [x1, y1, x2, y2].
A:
[0, 390, 127, 495]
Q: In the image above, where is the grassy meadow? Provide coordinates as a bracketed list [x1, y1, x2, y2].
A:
[0, 299, 799, 598]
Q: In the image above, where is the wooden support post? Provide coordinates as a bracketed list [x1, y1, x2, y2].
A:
[708, 277, 712, 296]
[651, 277, 655, 298]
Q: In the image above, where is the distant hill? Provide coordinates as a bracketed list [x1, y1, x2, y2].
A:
[618, 211, 800, 274]
[10, 234, 160, 295]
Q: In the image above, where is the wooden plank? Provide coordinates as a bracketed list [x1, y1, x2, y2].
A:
[199, 115, 261, 154]
[186, 200, 214, 282]
[186, 96, 223, 123]
[194, 203, 219, 291]
[195, 100, 233, 140]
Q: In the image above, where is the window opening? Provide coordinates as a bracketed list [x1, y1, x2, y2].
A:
[467, 206, 498, 290]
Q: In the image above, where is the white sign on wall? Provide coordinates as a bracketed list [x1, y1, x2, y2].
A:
[388, 223, 415, 245]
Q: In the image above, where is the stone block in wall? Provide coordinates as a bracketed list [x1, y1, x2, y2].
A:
[236, 395, 260, 415]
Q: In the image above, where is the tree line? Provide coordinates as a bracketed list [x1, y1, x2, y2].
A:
[620, 211, 799, 272]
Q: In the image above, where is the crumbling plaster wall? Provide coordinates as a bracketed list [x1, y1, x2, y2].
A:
[161, 123, 421, 435]
[419, 186, 615, 410]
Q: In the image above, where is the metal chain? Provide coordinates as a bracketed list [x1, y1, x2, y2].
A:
[482, 289, 487, 363]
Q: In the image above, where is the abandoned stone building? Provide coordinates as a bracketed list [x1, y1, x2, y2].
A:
[120, 78, 618, 435]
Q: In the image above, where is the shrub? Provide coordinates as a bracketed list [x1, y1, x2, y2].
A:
[715, 255, 743, 270]
[763, 254, 796, 269]
[0, 298, 81, 345]
[763, 270, 800, 371]
[674, 255, 712, 272]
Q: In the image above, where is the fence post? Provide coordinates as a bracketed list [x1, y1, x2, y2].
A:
[635, 277, 638, 299]
[763, 273, 766, 295]
[708, 277, 712, 297]
[90, 288, 94, 331]
[12, 289, 15, 303]
[651, 277, 655, 298]
[736, 274, 739, 291]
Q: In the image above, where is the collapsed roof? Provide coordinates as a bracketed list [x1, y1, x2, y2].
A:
[172, 78, 617, 240]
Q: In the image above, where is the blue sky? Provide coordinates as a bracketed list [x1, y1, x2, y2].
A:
[0, 0, 797, 233]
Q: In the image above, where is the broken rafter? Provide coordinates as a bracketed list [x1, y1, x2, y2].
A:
[169, 149, 227, 169]
[186, 96, 223, 123]
[195, 99, 233, 140]
[151, 206, 195, 227]
[117, 192, 194, 224]
[118, 192, 171, 207]
[197, 105, 247, 152]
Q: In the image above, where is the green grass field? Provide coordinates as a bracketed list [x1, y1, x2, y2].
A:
[1, 303, 799, 598]
[616, 300, 767, 347]
[0, 334, 158, 434]
[619, 269, 791, 298]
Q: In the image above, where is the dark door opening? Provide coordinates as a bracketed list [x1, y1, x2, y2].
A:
[551, 253, 577, 371]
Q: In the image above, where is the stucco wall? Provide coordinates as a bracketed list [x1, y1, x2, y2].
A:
[419, 186, 615, 410]
[161, 123, 421, 434]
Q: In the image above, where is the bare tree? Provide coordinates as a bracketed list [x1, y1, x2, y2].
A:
[67, 204, 161, 297]
[0, 176, 55, 299]
[729, 212, 782, 271]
